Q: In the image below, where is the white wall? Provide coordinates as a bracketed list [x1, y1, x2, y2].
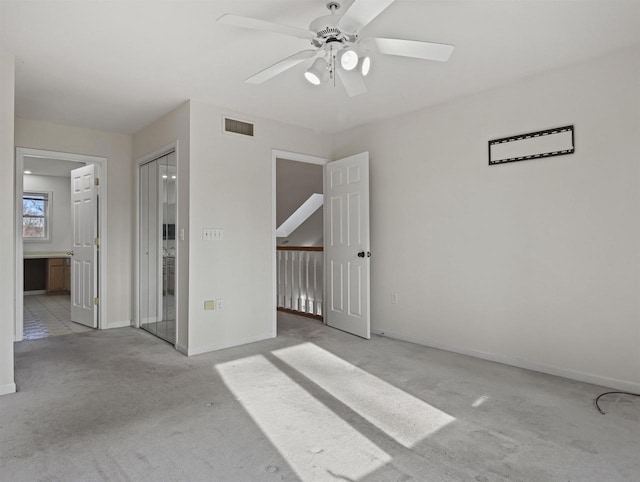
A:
[133, 101, 190, 351]
[23, 174, 72, 253]
[0, 52, 16, 395]
[15, 118, 134, 327]
[134, 101, 332, 355]
[333, 47, 640, 391]
[187, 101, 332, 355]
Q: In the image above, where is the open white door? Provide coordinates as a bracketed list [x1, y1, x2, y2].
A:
[324, 152, 370, 339]
[70, 164, 97, 328]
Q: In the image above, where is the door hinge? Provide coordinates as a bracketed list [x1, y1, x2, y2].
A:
[94, 297, 99, 305]
[94, 178, 100, 186]
[94, 237, 100, 246]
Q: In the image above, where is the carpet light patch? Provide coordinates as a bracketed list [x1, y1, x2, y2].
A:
[273, 343, 455, 448]
[216, 355, 391, 481]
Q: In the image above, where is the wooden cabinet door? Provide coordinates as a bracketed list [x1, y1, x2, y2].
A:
[63, 258, 71, 292]
[47, 259, 65, 293]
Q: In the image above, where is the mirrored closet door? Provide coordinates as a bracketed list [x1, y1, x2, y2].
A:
[139, 152, 176, 344]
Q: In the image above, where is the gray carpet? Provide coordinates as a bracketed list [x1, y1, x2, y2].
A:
[1, 312, 638, 481]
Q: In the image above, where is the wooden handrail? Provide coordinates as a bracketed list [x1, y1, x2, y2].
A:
[277, 246, 323, 251]
[277, 307, 323, 321]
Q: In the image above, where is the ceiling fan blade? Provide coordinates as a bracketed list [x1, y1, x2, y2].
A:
[367, 37, 454, 62]
[245, 50, 318, 84]
[338, 0, 397, 32]
[217, 14, 315, 40]
[337, 68, 368, 97]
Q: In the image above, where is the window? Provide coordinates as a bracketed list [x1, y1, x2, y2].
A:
[23, 192, 51, 241]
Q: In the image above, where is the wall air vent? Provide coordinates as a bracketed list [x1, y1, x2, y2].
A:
[223, 116, 255, 138]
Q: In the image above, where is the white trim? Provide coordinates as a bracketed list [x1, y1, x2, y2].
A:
[15, 147, 108, 342]
[0, 383, 17, 396]
[134, 142, 180, 350]
[272, 149, 329, 166]
[372, 329, 640, 393]
[105, 320, 132, 329]
[271, 149, 330, 337]
[187, 332, 274, 357]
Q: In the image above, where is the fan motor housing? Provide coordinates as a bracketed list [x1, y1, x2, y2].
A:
[309, 14, 356, 48]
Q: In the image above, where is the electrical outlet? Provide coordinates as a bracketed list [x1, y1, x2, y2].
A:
[215, 299, 223, 311]
[391, 293, 399, 304]
[204, 300, 215, 310]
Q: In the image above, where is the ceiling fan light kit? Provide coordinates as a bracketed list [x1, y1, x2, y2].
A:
[305, 57, 330, 85]
[338, 48, 359, 71]
[359, 56, 371, 76]
[217, 0, 454, 97]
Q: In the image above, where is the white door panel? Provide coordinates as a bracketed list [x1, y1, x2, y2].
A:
[324, 152, 370, 339]
[70, 164, 97, 328]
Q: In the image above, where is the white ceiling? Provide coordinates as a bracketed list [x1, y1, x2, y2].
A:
[24, 156, 84, 178]
[2, 1, 639, 135]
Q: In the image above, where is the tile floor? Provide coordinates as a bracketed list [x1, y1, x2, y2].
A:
[23, 294, 93, 340]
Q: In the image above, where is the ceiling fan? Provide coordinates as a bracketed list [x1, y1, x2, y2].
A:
[217, 0, 454, 97]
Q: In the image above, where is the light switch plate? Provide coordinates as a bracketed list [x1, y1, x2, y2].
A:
[204, 300, 215, 310]
[203, 228, 223, 240]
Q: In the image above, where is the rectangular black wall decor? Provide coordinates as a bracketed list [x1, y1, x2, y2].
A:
[488, 125, 574, 166]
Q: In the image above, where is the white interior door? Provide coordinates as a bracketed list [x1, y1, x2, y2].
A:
[324, 152, 371, 339]
[70, 164, 97, 328]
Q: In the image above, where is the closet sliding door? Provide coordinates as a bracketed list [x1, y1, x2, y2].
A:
[139, 153, 176, 344]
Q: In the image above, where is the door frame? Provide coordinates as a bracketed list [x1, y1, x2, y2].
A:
[271, 149, 330, 336]
[134, 142, 179, 349]
[14, 147, 108, 341]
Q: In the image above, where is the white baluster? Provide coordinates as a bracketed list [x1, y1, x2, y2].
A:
[312, 251, 317, 315]
[278, 250, 283, 307]
[317, 251, 323, 316]
[291, 251, 297, 311]
[304, 251, 310, 313]
[284, 251, 290, 309]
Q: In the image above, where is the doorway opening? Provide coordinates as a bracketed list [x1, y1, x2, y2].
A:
[272, 150, 329, 336]
[274, 154, 326, 325]
[272, 149, 372, 340]
[15, 148, 108, 342]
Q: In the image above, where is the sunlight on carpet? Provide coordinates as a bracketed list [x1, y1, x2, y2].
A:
[273, 342, 455, 448]
[216, 354, 391, 481]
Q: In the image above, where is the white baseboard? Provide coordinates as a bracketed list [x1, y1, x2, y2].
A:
[0, 382, 16, 396]
[24, 290, 46, 296]
[105, 320, 131, 329]
[187, 332, 275, 357]
[372, 329, 640, 393]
